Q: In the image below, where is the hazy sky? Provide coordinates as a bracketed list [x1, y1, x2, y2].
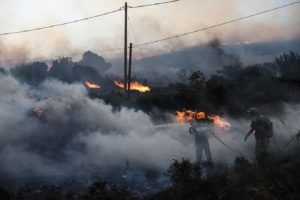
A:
[0, 0, 299, 62]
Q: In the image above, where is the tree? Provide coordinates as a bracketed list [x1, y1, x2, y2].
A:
[217, 63, 242, 81]
[49, 57, 74, 83]
[176, 68, 187, 84]
[276, 51, 300, 81]
[188, 70, 206, 87]
[80, 51, 112, 74]
[72, 65, 101, 82]
[10, 62, 48, 85]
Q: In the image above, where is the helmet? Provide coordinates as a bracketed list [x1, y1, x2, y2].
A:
[246, 107, 258, 115]
[196, 112, 206, 119]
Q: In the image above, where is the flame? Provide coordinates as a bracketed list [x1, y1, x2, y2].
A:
[176, 109, 231, 130]
[114, 80, 124, 89]
[32, 107, 44, 118]
[207, 115, 231, 131]
[114, 80, 151, 93]
[84, 81, 101, 89]
[176, 110, 198, 122]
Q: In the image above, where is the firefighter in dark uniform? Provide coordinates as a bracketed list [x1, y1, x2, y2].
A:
[244, 107, 273, 166]
[189, 112, 213, 165]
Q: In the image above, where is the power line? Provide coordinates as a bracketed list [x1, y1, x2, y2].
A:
[0, 7, 123, 36]
[0, 0, 182, 36]
[134, 0, 300, 47]
[128, 0, 181, 8]
[1, 0, 300, 62]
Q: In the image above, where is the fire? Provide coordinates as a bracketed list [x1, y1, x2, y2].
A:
[207, 115, 231, 131]
[176, 109, 231, 130]
[84, 81, 101, 89]
[114, 80, 151, 93]
[114, 80, 124, 89]
[176, 110, 199, 122]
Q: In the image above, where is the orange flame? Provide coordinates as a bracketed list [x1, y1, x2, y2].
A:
[114, 80, 151, 93]
[176, 110, 198, 122]
[84, 81, 101, 89]
[207, 115, 231, 131]
[176, 109, 231, 130]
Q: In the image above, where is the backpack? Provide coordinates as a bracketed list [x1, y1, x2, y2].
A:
[257, 115, 273, 138]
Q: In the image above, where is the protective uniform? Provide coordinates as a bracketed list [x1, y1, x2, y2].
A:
[251, 117, 270, 164]
[245, 107, 272, 166]
[190, 119, 213, 163]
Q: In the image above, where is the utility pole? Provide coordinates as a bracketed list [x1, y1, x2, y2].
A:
[124, 2, 128, 96]
[127, 43, 133, 99]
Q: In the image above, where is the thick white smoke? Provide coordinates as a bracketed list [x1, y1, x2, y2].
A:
[0, 74, 299, 187]
[0, 75, 194, 186]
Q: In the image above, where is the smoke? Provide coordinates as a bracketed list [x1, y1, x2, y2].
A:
[109, 38, 241, 84]
[208, 104, 300, 164]
[0, 75, 194, 188]
[0, 0, 299, 63]
[0, 74, 299, 189]
[0, 39, 31, 67]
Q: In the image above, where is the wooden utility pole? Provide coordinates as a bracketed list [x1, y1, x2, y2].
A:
[124, 2, 128, 96]
[127, 43, 133, 99]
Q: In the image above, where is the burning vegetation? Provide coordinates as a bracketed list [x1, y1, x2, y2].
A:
[84, 81, 101, 89]
[1, 47, 300, 199]
[176, 109, 231, 130]
[114, 80, 151, 93]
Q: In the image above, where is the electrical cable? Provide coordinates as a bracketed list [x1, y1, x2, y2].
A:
[134, 0, 300, 47]
[1, 1, 300, 63]
[0, 7, 124, 36]
[128, 0, 181, 9]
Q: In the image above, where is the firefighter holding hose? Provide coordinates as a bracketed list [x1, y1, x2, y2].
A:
[189, 112, 213, 166]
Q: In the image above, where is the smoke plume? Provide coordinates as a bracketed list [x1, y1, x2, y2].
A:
[0, 74, 299, 189]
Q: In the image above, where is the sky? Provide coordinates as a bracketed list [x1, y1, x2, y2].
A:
[0, 0, 299, 63]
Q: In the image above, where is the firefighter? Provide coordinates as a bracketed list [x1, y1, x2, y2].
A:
[244, 107, 273, 167]
[189, 112, 213, 165]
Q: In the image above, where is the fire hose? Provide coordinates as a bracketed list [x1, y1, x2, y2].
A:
[270, 122, 300, 152]
[210, 132, 247, 158]
[280, 131, 300, 152]
[159, 123, 248, 158]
